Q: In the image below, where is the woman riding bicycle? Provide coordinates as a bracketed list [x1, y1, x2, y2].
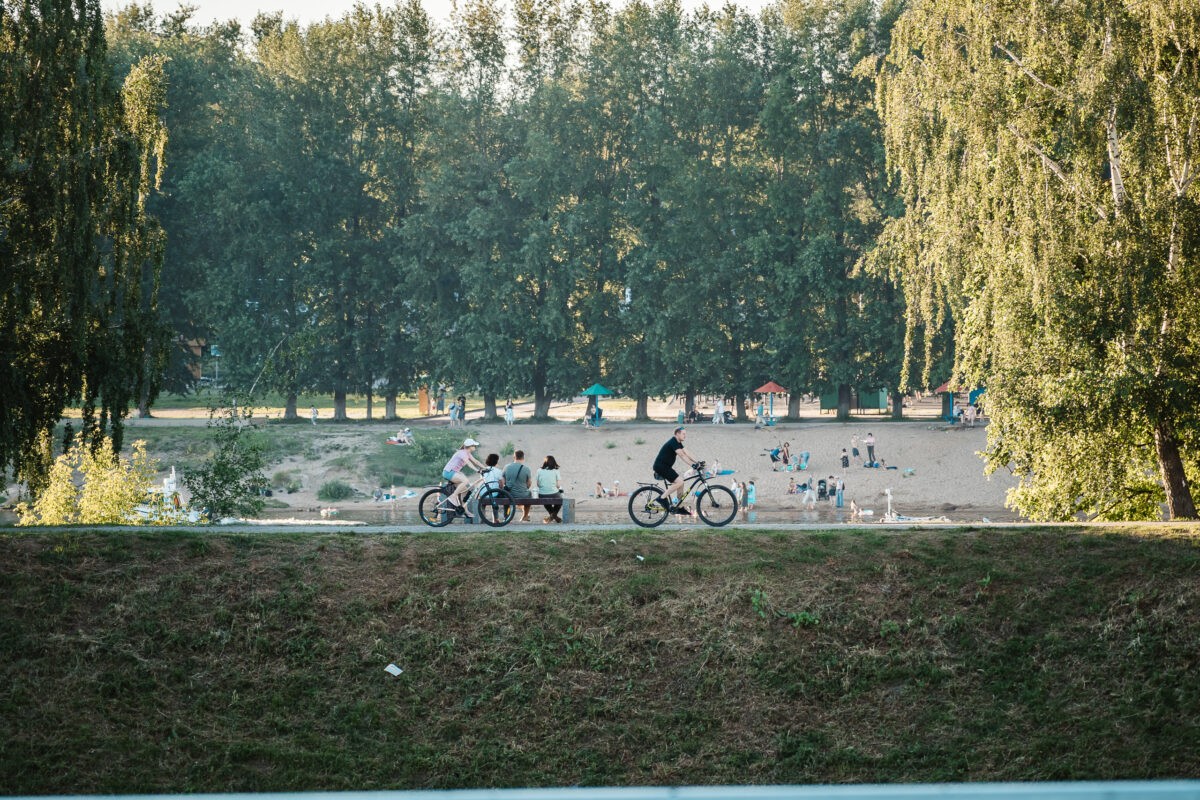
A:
[443, 438, 486, 518]
[653, 426, 701, 512]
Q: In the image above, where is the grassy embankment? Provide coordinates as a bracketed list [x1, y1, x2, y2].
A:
[2, 525, 1198, 792]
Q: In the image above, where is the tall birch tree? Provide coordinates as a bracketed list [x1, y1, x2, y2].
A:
[878, 1, 1200, 519]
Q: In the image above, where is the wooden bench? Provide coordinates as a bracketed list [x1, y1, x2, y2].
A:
[495, 496, 576, 523]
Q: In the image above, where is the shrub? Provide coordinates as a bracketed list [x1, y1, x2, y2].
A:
[17, 435, 157, 526]
[182, 405, 268, 519]
[318, 480, 355, 501]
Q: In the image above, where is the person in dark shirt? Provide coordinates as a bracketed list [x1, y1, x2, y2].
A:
[653, 426, 700, 511]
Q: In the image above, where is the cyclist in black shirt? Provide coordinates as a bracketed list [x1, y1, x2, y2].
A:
[653, 426, 700, 511]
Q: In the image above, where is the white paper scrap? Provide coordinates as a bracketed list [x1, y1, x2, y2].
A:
[384, 663, 403, 676]
[635, 555, 644, 561]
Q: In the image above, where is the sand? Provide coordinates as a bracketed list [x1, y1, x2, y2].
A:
[256, 394, 1019, 523]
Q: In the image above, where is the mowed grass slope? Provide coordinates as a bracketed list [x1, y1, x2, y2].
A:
[1, 526, 1198, 792]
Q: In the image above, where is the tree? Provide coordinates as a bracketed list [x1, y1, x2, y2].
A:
[1, 1, 167, 494]
[181, 402, 268, 519]
[758, 0, 903, 420]
[878, 1, 1200, 519]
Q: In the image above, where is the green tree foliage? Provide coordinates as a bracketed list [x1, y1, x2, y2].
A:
[106, 6, 248, 403]
[1, 1, 167, 494]
[181, 403, 268, 519]
[96, 1, 906, 430]
[878, 1, 1200, 519]
[759, 0, 903, 420]
[16, 436, 156, 526]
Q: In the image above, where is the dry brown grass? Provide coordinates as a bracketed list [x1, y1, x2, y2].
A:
[1, 526, 1199, 791]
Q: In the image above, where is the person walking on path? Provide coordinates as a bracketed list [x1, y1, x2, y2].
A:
[713, 397, 725, 424]
[502, 450, 534, 522]
[310, 405, 318, 426]
[865, 432, 876, 465]
[505, 398, 515, 426]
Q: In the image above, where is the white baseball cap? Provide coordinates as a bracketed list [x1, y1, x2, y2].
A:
[463, 438, 480, 447]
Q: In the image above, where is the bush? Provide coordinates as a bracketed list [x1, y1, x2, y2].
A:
[17, 435, 158, 525]
[317, 480, 355, 501]
[181, 404, 268, 519]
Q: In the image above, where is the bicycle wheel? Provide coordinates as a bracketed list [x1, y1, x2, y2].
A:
[628, 485, 669, 528]
[478, 487, 515, 527]
[696, 484, 738, 527]
[418, 486, 454, 527]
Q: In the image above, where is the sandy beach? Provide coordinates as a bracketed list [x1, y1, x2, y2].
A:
[249, 394, 1020, 523]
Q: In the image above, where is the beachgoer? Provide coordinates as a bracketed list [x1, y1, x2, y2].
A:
[480, 453, 504, 491]
[502, 450, 534, 522]
[851, 434, 861, 465]
[745, 480, 757, 511]
[713, 397, 725, 424]
[802, 480, 816, 510]
[536, 455, 563, 523]
[310, 405, 318, 426]
[505, 398, 515, 426]
[787, 477, 797, 494]
[841, 448, 850, 469]
[653, 427, 701, 512]
[865, 432, 876, 465]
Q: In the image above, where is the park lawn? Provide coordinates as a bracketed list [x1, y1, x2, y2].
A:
[1, 525, 1198, 792]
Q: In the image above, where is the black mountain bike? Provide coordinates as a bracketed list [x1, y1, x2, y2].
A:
[627, 461, 738, 528]
[418, 473, 515, 528]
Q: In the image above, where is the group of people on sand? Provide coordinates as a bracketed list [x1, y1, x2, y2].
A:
[441, 439, 566, 523]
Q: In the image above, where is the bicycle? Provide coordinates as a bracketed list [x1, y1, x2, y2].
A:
[418, 472, 515, 528]
[627, 461, 738, 528]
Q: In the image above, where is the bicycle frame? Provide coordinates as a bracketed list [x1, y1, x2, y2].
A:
[642, 466, 715, 497]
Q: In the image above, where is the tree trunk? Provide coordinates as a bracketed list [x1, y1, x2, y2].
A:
[685, 390, 696, 416]
[533, 388, 552, 419]
[365, 388, 373, 420]
[890, 390, 905, 420]
[533, 359, 552, 419]
[837, 383, 851, 421]
[284, 392, 298, 421]
[735, 392, 747, 421]
[385, 390, 397, 421]
[1155, 421, 1197, 519]
[787, 393, 800, 419]
[334, 389, 348, 421]
[483, 394, 497, 421]
[636, 395, 649, 421]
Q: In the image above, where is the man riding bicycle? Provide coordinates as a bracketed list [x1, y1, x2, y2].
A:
[443, 438, 486, 518]
[653, 426, 701, 512]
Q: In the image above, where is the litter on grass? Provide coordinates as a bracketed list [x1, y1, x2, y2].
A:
[384, 663, 403, 677]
